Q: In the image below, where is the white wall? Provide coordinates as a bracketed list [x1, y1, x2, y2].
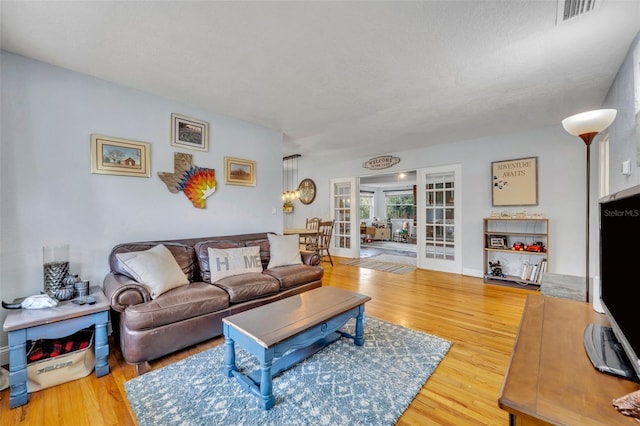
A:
[291, 32, 640, 282]
[604, 33, 640, 193]
[0, 52, 284, 348]
[293, 126, 586, 278]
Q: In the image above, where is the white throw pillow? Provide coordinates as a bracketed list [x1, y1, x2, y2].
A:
[116, 244, 189, 299]
[208, 246, 263, 282]
[267, 233, 303, 269]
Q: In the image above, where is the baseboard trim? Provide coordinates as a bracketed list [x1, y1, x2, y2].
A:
[463, 268, 483, 278]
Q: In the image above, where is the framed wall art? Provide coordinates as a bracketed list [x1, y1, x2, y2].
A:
[90, 134, 151, 177]
[224, 156, 256, 186]
[491, 156, 538, 206]
[171, 113, 209, 151]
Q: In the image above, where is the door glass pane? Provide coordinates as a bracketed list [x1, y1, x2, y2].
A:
[435, 191, 443, 205]
[445, 190, 454, 205]
[424, 172, 455, 261]
[333, 182, 351, 249]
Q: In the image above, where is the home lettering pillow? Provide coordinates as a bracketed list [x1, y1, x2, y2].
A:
[208, 246, 263, 282]
[267, 233, 302, 269]
[115, 244, 190, 299]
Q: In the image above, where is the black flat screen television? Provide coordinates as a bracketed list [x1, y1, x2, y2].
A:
[584, 184, 640, 381]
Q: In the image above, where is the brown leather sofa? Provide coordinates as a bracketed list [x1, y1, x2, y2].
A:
[103, 232, 323, 374]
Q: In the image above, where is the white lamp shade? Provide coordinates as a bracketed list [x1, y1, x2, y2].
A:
[562, 109, 617, 136]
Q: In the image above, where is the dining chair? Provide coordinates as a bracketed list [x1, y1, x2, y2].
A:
[302, 217, 321, 246]
[305, 217, 321, 231]
[307, 220, 334, 266]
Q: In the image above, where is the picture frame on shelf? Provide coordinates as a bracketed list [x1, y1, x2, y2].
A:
[171, 113, 209, 151]
[491, 156, 538, 206]
[224, 156, 256, 186]
[487, 235, 508, 249]
[90, 134, 151, 178]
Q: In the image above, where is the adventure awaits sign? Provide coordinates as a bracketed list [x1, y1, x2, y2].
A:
[491, 156, 538, 206]
[362, 155, 401, 170]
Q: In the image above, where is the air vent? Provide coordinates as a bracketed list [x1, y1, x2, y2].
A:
[557, 0, 599, 23]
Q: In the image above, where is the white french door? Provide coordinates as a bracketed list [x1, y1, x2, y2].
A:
[330, 176, 359, 258]
[416, 164, 462, 273]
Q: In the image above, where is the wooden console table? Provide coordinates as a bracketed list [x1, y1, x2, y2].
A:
[499, 295, 640, 425]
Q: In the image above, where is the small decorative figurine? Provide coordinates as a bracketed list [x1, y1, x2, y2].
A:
[512, 242, 525, 251]
[489, 261, 506, 278]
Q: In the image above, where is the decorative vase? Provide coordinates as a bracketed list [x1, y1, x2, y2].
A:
[43, 244, 69, 297]
[54, 285, 76, 301]
[63, 274, 81, 286]
[74, 280, 90, 298]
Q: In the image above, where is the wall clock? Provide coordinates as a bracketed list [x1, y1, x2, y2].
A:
[298, 178, 317, 205]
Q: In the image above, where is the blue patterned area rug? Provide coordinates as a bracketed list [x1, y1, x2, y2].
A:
[124, 317, 451, 426]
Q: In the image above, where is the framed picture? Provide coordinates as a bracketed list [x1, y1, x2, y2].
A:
[90, 134, 151, 177]
[171, 113, 209, 151]
[487, 235, 508, 249]
[224, 156, 256, 186]
[491, 156, 538, 206]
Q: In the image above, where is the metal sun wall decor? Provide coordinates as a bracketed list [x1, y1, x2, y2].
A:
[158, 152, 216, 209]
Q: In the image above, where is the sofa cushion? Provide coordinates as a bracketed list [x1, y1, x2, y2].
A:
[122, 282, 230, 331]
[267, 233, 302, 269]
[244, 238, 271, 269]
[264, 264, 324, 290]
[207, 246, 262, 282]
[194, 240, 245, 283]
[212, 273, 279, 303]
[110, 242, 198, 282]
[115, 244, 190, 299]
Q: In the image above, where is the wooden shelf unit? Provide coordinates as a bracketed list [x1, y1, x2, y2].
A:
[483, 217, 548, 286]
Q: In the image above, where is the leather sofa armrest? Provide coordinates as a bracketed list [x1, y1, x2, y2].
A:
[103, 272, 151, 313]
[301, 250, 321, 266]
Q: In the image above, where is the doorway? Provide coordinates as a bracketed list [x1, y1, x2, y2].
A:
[359, 171, 417, 266]
[357, 163, 462, 274]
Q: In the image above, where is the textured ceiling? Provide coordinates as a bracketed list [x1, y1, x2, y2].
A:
[1, 1, 639, 160]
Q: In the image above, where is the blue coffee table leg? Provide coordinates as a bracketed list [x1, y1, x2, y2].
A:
[258, 350, 275, 410]
[354, 305, 365, 346]
[223, 330, 236, 376]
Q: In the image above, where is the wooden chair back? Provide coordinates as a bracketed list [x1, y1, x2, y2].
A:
[315, 220, 335, 266]
[305, 217, 321, 231]
[301, 217, 321, 246]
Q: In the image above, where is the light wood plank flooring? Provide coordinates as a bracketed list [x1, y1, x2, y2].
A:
[0, 257, 538, 425]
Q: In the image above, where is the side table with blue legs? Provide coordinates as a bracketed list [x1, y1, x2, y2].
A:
[2, 286, 110, 408]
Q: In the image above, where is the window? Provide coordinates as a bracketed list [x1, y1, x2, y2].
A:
[360, 192, 374, 221]
[385, 191, 414, 219]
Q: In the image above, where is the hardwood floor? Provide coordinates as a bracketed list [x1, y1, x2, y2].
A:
[0, 257, 538, 425]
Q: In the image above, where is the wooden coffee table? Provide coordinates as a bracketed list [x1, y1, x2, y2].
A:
[222, 286, 371, 410]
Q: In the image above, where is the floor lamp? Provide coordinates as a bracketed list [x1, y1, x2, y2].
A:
[561, 109, 617, 303]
